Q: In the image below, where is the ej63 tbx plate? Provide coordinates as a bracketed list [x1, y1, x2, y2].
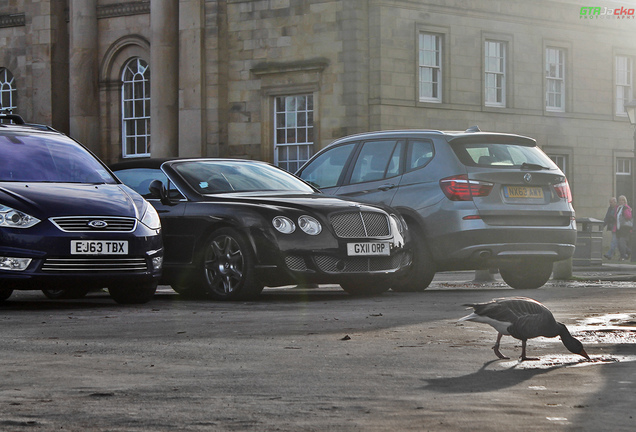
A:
[71, 240, 128, 255]
[504, 186, 544, 199]
[347, 242, 391, 256]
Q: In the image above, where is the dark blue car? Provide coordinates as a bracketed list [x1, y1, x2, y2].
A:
[0, 115, 163, 304]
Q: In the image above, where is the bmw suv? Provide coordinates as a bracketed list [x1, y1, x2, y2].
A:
[0, 114, 163, 303]
[296, 127, 576, 290]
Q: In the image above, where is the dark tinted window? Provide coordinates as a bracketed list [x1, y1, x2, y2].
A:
[350, 140, 399, 184]
[114, 167, 183, 200]
[0, 132, 115, 183]
[298, 143, 355, 188]
[406, 140, 434, 172]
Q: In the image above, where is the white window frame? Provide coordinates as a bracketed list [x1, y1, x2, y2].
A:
[546, 48, 565, 112]
[418, 33, 442, 103]
[0, 68, 17, 113]
[121, 58, 151, 158]
[484, 40, 506, 107]
[617, 157, 632, 176]
[616, 55, 633, 116]
[549, 154, 567, 174]
[273, 94, 314, 173]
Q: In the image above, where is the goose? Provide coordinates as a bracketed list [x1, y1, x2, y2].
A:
[458, 297, 590, 361]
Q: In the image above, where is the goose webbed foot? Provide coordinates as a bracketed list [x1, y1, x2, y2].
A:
[519, 340, 539, 361]
[493, 346, 510, 359]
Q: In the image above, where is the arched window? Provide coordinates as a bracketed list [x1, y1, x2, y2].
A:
[121, 58, 150, 157]
[0, 68, 17, 113]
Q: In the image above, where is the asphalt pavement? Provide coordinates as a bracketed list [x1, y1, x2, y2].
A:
[427, 260, 636, 289]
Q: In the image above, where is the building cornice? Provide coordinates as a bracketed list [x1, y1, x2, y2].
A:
[0, 13, 25, 28]
[97, 1, 150, 19]
[251, 58, 330, 76]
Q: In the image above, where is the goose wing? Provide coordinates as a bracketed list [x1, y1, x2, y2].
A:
[462, 297, 554, 334]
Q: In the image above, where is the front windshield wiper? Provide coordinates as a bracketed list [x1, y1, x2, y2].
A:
[520, 162, 550, 171]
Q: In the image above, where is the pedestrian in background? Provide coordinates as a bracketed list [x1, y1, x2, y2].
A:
[604, 196, 618, 260]
[616, 195, 633, 261]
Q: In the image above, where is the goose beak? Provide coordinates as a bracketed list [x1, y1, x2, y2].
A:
[579, 349, 590, 360]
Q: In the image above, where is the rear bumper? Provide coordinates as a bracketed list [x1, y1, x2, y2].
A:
[429, 227, 577, 270]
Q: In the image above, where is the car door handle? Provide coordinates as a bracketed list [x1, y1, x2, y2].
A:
[378, 184, 396, 191]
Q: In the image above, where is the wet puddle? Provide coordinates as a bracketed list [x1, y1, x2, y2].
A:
[574, 313, 636, 344]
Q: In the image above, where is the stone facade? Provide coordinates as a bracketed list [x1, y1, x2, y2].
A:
[0, 0, 636, 220]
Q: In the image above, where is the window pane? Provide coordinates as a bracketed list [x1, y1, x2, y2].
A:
[274, 94, 315, 171]
[350, 140, 398, 184]
[121, 58, 150, 157]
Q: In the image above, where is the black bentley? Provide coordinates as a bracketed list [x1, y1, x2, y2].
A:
[110, 158, 412, 300]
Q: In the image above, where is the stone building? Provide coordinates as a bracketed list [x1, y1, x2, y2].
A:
[1, 0, 636, 220]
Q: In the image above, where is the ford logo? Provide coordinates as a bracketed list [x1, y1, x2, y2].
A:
[523, 173, 532, 183]
[88, 220, 108, 229]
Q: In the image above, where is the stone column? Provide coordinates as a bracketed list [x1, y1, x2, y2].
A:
[150, 0, 179, 157]
[69, 0, 100, 151]
[24, 0, 69, 131]
[178, 0, 205, 157]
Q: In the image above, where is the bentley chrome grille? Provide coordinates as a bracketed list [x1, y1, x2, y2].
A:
[330, 211, 390, 238]
[42, 258, 148, 272]
[314, 253, 406, 273]
[50, 216, 137, 232]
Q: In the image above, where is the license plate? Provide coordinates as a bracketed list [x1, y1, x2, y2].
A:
[71, 240, 128, 255]
[504, 186, 544, 199]
[347, 242, 391, 256]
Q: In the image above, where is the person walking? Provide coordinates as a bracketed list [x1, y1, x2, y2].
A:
[615, 195, 633, 261]
[604, 197, 618, 260]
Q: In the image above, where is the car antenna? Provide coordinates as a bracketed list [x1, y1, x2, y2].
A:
[465, 125, 481, 133]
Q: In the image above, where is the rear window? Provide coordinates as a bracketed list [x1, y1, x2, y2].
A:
[0, 132, 116, 183]
[451, 142, 558, 170]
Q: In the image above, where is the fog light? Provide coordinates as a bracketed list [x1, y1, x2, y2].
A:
[152, 256, 163, 270]
[0, 257, 32, 271]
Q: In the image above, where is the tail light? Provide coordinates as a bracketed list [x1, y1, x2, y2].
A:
[553, 179, 572, 203]
[440, 175, 493, 201]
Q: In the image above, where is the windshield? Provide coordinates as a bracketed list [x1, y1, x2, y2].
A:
[0, 132, 116, 183]
[451, 142, 559, 170]
[173, 160, 316, 194]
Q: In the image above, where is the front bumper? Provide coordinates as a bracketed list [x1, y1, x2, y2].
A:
[0, 232, 163, 290]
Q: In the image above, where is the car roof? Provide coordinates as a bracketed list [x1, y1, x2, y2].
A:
[328, 127, 535, 146]
[110, 157, 272, 171]
[0, 113, 61, 134]
[109, 158, 174, 171]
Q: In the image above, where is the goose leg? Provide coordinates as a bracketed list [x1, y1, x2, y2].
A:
[492, 333, 509, 359]
[519, 339, 539, 361]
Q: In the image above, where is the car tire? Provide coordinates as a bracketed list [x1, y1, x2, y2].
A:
[0, 287, 13, 302]
[499, 260, 553, 289]
[199, 227, 264, 301]
[108, 282, 157, 304]
[340, 281, 390, 296]
[42, 288, 90, 300]
[391, 227, 436, 292]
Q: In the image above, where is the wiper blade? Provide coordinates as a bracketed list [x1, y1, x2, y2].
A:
[520, 162, 550, 171]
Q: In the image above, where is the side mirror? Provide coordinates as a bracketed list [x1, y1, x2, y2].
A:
[148, 179, 173, 206]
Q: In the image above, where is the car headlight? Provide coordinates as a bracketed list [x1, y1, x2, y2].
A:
[0, 205, 40, 229]
[0, 256, 32, 271]
[140, 203, 161, 230]
[390, 214, 405, 235]
[272, 216, 296, 234]
[298, 215, 322, 235]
